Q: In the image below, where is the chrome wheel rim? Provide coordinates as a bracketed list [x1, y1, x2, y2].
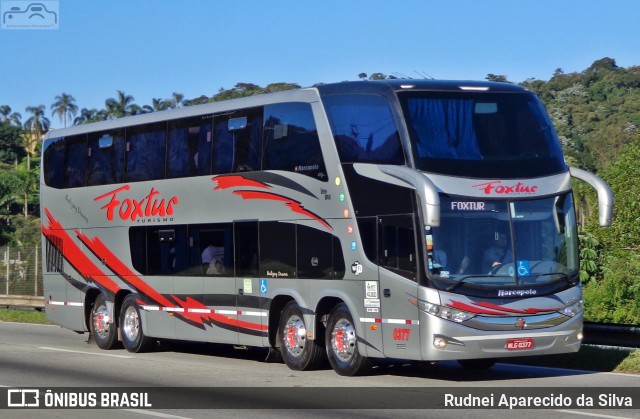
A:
[122, 306, 140, 342]
[92, 304, 111, 339]
[331, 318, 356, 362]
[282, 315, 306, 358]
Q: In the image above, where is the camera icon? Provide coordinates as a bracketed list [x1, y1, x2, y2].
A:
[2, 2, 58, 29]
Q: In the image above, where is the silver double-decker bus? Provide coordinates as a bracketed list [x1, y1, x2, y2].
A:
[40, 80, 613, 375]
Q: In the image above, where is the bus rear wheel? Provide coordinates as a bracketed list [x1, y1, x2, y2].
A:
[90, 293, 119, 350]
[120, 294, 155, 353]
[325, 303, 370, 376]
[278, 301, 324, 371]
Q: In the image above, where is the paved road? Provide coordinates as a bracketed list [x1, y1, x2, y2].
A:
[1, 322, 639, 418]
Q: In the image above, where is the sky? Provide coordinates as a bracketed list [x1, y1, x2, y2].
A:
[0, 0, 638, 129]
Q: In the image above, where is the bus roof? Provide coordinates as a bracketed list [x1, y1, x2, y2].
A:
[315, 79, 528, 96]
[43, 79, 528, 140]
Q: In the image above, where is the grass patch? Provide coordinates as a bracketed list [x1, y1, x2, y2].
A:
[0, 308, 49, 324]
[505, 345, 639, 373]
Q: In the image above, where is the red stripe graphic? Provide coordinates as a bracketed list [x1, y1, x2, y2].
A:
[41, 208, 121, 294]
[447, 299, 560, 315]
[212, 175, 270, 190]
[78, 228, 265, 331]
[44, 209, 266, 332]
[77, 231, 177, 309]
[233, 190, 332, 231]
[171, 295, 267, 331]
[473, 301, 560, 314]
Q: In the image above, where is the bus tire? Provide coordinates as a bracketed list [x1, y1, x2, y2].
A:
[457, 359, 496, 370]
[278, 301, 324, 371]
[325, 303, 371, 376]
[90, 293, 120, 350]
[120, 294, 155, 353]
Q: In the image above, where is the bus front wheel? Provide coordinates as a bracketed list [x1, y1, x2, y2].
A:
[120, 294, 155, 353]
[325, 303, 371, 376]
[278, 301, 324, 371]
[90, 293, 120, 350]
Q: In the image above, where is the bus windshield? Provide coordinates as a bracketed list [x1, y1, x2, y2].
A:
[427, 194, 579, 297]
[398, 91, 566, 178]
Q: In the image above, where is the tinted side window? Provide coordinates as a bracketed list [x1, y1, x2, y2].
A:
[212, 108, 263, 174]
[297, 224, 346, 279]
[125, 123, 167, 182]
[168, 116, 213, 177]
[87, 130, 125, 186]
[263, 103, 327, 181]
[235, 221, 259, 277]
[130, 223, 233, 276]
[260, 221, 295, 278]
[323, 94, 404, 164]
[63, 135, 87, 188]
[43, 138, 65, 188]
[379, 214, 417, 281]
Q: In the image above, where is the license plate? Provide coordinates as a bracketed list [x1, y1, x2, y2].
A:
[505, 337, 534, 350]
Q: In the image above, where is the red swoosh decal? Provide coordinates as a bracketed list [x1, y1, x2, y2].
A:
[473, 301, 560, 314]
[172, 295, 267, 331]
[234, 190, 332, 231]
[77, 231, 175, 309]
[447, 299, 560, 315]
[41, 208, 121, 294]
[212, 175, 270, 190]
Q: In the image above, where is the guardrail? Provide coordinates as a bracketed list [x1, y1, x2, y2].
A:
[583, 321, 640, 348]
[0, 295, 44, 310]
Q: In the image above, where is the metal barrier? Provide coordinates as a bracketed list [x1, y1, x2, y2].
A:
[0, 245, 43, 301]
[0, 295, 44, 309]
[583, 321, 640, 348]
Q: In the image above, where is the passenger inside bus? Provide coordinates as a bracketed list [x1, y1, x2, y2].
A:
[201, 244, 225, 275]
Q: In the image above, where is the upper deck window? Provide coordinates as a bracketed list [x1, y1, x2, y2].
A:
[399, 91, 566, 177]
[322, 94, 404, 165]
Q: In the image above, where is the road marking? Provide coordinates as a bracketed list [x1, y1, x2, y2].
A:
[556, 410, 635, 419]
[122, 409, 193, 419]
[38, 346, 134, 359]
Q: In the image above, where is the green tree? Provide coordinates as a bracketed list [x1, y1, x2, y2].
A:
[24, 105, 50, 143]
[171, 92, 184, 109]
[51, 93, 78, 128]
[0, 123, 25, 165]
[105, 91, 137, 118]
[486, 74, 509, 82]
[0, 105, 22, 127]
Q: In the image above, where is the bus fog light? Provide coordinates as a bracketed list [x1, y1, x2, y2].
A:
[433, 337, 447, 349]
[576, 331, 583, 341]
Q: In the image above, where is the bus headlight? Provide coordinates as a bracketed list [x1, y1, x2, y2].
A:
[418, 301, 475, 323]
[560, 300, 583, 317]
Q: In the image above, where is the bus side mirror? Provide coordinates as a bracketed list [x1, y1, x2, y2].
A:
[569, 166, 614, 227]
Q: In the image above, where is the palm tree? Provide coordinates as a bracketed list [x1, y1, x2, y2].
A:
[0, 105, 22, 127]
[152, 98, 170, 111]
[24, 105, 50, 138]
[24, 105, 50, 171]
[171, 92, 184, 109]
[105, 90, 136, 119]
[51, 93, 78, 128]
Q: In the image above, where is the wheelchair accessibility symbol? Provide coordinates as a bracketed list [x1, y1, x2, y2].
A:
[259, 279, 268, 295]
[517, 260, 530, 276]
